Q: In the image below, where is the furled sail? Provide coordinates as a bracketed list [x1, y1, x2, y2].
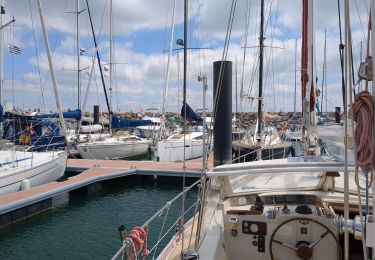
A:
[111, 115, 152, 129]
[37, 109, 82, 121]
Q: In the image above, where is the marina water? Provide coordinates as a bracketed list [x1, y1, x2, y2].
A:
[0, 177, 197, 259]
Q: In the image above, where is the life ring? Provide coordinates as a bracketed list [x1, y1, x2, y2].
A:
[19, 133, 30, 145]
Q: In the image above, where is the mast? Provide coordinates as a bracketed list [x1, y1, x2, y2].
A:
[76, 0, 81, 110]
[235, 54, 238, 116]
[321, 29, 327, 113]
[36, 0, 66, 136]
[343, 0, 350, 258]
[301, 0, 316, 147]
[0, 3, 3, 108]
[257, 0, 265, 143]
[0, 3, 3, 136]
[294, 38, 297, 114]
[85, 0, 111, 116]
[308, 0, 316, 125]
[180, 0, 187, 251]
[161, 0, 177, 138]
[183, 0, 187, 161]
[301, 0, 308, 142]
[109, 0, 113, 134]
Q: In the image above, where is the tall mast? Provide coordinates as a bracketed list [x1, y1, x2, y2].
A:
[85, 0, 111, 116]
[161, 0, 177, 138]
[321, 29, 327, 113]
[0, 3, 3, 108]
[37, 0, 66, 136]
[109, 0, 113, 134]
[294, 38, 297, 114]
[0, 3, 4, 136]
[180, 0, 188, 250]
[183, 0, 187, 159]
[235, 54, 238, 116]
[257, 0, 265, 143]
[76, 0, 81, 110]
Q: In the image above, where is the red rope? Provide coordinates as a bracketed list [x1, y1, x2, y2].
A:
[353, 90, 374, 174]
[129, 227, 149, 259]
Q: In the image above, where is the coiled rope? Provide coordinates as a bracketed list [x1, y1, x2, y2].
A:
[127, 227, 149, 260]
[353, 90, 374, 189]
[353, 90, 374, 173]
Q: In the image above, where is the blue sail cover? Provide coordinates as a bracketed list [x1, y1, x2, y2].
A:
[0, 104, 3, 123]
[37, 109, 82, 121]
[181, 103, 203, 123]
[111, 115, 152, 129]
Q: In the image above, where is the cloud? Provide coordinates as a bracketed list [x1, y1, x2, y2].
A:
[0, 0, 370, 114]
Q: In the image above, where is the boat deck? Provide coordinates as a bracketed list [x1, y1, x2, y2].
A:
[0, 156, 213, 227]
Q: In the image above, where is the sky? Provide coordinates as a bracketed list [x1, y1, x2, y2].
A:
[0, 0, 370, 114]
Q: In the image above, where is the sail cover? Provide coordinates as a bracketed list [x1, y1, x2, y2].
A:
[38, 109, 82, 121]
[0, 104, 3, 123]
[111, 115, 152, 129]
[181, 103, 203, 123]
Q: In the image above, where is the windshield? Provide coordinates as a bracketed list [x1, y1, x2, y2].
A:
[230, 171, 322, 194]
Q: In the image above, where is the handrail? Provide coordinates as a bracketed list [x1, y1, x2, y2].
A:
[111, 178, 201, 260]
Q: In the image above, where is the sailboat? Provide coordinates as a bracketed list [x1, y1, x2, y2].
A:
[76, 0, 150, 160]
[232, 0, 292, 162]
[156, 103, 208, 162]
[155, 1, 208, 163]
[111, 1, 372, 259]
[0, 2, 67, 196]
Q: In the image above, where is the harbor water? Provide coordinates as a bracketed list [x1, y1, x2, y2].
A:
[0, 178, 197, 259]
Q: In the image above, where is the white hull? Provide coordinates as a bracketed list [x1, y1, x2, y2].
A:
[0, 151, 67, 197]
[156, 139, 205, 162]
[77, 139, 150, 159]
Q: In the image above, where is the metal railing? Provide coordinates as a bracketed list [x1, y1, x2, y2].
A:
[111, 178, 201, 260]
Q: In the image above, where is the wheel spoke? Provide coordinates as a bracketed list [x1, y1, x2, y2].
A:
[273, 239, 298, 251]
[309, 230, 330, 248]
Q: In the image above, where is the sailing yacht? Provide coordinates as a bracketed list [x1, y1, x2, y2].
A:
[0, 2, 67, 196]
[154, 0, 209, 163]
[156, 103, 208, 162]
[76, 0, 151, 160]
[0, 148, 67, 196]
[77, 133, 149, 160]
[232, 0, 292, 162]
[156, 129, 206, 162]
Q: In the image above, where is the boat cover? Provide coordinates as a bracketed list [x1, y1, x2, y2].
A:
[37, 109, 82, 120]
[111, 115, 152, 129]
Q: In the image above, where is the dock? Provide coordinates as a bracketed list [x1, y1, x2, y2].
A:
[0, 157, 212, 228]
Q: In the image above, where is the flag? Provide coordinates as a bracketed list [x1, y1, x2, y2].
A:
[8, 44, 21, 55]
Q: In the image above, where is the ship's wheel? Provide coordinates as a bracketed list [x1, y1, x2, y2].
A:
[269, 217, 341, 260]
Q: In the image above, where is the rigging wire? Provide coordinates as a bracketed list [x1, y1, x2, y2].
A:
[337, 0, 347, 108]
[240, 0, 251, 117]
[28, 0, 45, 111]
[212, 0, 237, 121]
[354, 0, 367, 41]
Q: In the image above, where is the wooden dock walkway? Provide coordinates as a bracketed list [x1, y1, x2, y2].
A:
[66, 157, 212, 173]
[0, 157, 212, 228]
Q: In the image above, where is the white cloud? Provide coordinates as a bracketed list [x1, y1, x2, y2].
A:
[0, 0, 370, 114]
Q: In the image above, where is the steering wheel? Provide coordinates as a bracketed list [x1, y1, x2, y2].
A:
[269, 217, 341, 260]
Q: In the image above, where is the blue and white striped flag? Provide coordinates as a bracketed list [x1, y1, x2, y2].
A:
[8, 44, 21, 55]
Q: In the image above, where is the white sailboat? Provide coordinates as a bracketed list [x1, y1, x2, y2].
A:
[0, 1, 67, 196]
[77, 134, 149, 160]
[232, 0, 291, 162]
[76, 0, 150, 160]
[155, 2, 209, 163]
[0, 149, 67, 196]
[156, 131, 206, 162]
